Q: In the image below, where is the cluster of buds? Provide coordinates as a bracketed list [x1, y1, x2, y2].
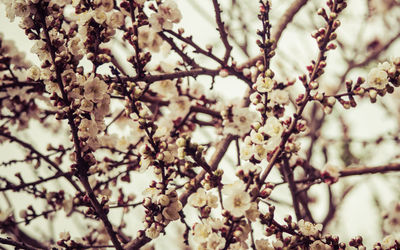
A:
[45, 190, 66, 209]
[18, 205, 37, 222]
[316, 57, 400, 115]
[236, 162, 261, 183]
[82, 194, 110, 217]
[256, 0, 275, 63]
[187, 188, 219, 218]
[141, 188, 182, 239]
[176, 136, 205, 161]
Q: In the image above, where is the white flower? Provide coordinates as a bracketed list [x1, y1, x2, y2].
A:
[84, 74, 108, 103]
[93, 94, 110, 121]
[207, 233, 226, 249]
[14, 1, 32, 18]
[149, 12, 172, 32]
[229, 242, 247, 250]
[78, 118, 98, 139]
[159, 61, 175, 72]
[80, 98, 94, 112]
[260, 116, 284, 138]
[253, 144, 268, 161]
[255, 75, 275, 93]
[240, 144, 253, 161]
[255, 239, 274, 250]
[367, 67, 388, 90]
[68, 37, 83, 56]
[168, 96, 191, 119]
[245, 202, 260, 222]
[207, 193, 219, 208]
[107, 11, 125, 28]
[310, 240, 333, 250]
[19, 16, 34, 29]
[62, 197, 74, 216]
[222, 180, 247, 195]
[151, 79, 178, 98]
[380, 235, 397, 249]
[59, 231, 71, 241]
[188, 81, 206, 99]
[138, 25, 163, 52]
[116, 135, 136, 151]
[378, 61, 393, 72]
[0, 208, 13, 222]
[188, 188, 207, 207]
[135, 0, 146, 6]
[272, 240, 284, 249]
[250, 130, 265, 144]
[27, 65, 40, 81]
[99, 134, 117, 148]
[61, 70, 76, 87]
[270, 89, 289, 105]
[76, 10, 93, 26]
[100, 0, 114, 12]
[2, 1, 16, 22]
[222, 180, 251, 217]
[321, 164, 341, 184]
[93, 9, 107, 24]
[193, 222, 212, 243]
[159, 0, 182, 23]
[162, 200, 182, 221]
[298, 219, 323, 237]
[223, 106, 258, 136]
[142, 187, 161, 201]
[145, 224, 160, 239]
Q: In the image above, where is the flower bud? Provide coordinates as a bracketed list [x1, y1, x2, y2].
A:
[309, 81, 319, 90]
[369, 89, 378, 99]
[176, 138, 186, 147]
[326, 96, 336, 106]
[158, 195, 170, 206]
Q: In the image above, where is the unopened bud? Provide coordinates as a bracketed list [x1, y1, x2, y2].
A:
[369, 89, 378, 99]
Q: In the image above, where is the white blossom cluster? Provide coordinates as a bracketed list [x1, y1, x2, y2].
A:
[367, 58, 400, 90]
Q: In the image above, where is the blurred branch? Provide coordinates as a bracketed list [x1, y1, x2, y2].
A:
[0, 237, 39, 250]
[211, 0, 233, 62]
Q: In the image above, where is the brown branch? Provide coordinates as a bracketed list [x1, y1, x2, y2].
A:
[282, 157, 302, 220]
[2, 68, 221, 92]
[340, 163, 400, 177]
[158, 32, 199, 67]
[2, 225, 48, 249]
[0, 171, 69, 192]
[123, 134, 236, 249]
[287, 162, 400, 186]
[163, 30, 253, 86]
[35, 4, 123, 249]
[238, 0, 309, 69]
[0, 237, 39, 250]
[211, 0, 233, 62]
[128, 0, 144, 77]
[258, 1, 340, 187]
[0, 131, 81, 192]
[79, 175, 123, 250]
[122, 67, 220, 83]
[322, 184, 355, 228]
[338, 32, 400, 85]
